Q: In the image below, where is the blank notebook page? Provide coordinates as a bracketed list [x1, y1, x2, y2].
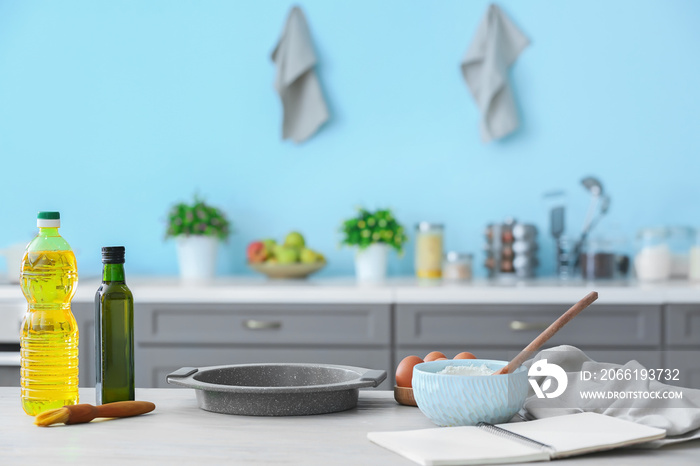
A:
[367, 426, 550, 466]
[501, 412, 666, 458]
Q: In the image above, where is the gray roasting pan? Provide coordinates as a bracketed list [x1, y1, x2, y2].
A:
[166, 363, 387, 416]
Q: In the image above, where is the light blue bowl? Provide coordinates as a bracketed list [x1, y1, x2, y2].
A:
[412, 359, 528, 427]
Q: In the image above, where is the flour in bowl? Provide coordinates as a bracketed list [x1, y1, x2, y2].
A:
[437, 364, 494, 376]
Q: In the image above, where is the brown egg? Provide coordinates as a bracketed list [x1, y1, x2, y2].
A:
[424, 351, 447, 362]
[454, 352, 477, 360]
[395, 355, 424, 388]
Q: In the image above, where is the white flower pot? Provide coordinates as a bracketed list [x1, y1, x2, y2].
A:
[354, 243, 389, 283]
[176, 235, 219, 282]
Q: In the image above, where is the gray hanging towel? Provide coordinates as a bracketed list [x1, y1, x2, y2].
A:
[271, 6, 329, 143]
[461, 4, 529, 143]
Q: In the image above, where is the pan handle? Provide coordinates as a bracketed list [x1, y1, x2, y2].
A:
[166, 367, 198, 384]
[359, 369, 387, 387]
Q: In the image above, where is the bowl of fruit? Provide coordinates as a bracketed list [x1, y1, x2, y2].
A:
[247, 232, 326, 279]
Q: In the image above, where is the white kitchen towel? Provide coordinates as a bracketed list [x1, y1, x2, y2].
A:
[461, 4, 529, 143]
[524, 346, 700, 447]
[271, 6, 329, 143]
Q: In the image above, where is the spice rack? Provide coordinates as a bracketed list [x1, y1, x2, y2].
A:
[484, 218, 539, 278]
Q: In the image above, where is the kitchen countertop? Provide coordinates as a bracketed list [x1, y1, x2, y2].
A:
[1, 277, 700, 304]
[2, 387, 699, 465]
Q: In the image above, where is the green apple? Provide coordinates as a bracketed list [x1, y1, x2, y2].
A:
[276, 246, 300, 264]
[301, 248, 326, 263]
[300, 248, 317, 264]
[284, 231, 305, 249]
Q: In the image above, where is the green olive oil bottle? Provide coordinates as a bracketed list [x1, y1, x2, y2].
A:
[95, 246, 134, 404]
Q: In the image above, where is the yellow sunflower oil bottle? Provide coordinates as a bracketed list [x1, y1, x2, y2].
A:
[20, 211, 79, 415]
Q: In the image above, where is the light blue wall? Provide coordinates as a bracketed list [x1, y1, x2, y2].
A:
[0, 0, 698, 278]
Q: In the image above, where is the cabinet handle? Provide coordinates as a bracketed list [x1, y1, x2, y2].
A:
[243, 319, 282, 330]
[509, 320, 550, 331]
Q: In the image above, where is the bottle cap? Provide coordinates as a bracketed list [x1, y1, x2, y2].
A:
[37, 211, 60, 228]
[102, 246, 126, 264]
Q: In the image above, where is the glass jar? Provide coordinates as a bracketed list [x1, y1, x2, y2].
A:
[443, 252, 472, 281]
[580, 237, 615, 280]
[690, 229, 700, 282]
[667, 226, 695, 279]
[415, 223, 444, 279]
[634, 227, 671, 282]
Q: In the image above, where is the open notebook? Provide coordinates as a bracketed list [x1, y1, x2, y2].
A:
[368, 412, 666, 466]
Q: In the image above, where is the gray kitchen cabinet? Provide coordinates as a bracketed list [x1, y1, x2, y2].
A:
[664, 351, 700, 388]
[73, 302, 95, 388]
[136, 303, 390, 346]
[395, 304, 661, 348]
[0, 366, 19, 386]
[665, 305, 700, 388]
[71, 299, 700, 392]
[395, 348, 516, 363]
[74, 302, 393, 389]
[577, 349, 663, 370]
[394, 304, 665, 386]
[136, 303, 392, 389]
[394, 348, 663, 371]
[665, 304, 700, 347]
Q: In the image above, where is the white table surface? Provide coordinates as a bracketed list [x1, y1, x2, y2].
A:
[3, 276, 700, 305]
[2, 388, 700, 465]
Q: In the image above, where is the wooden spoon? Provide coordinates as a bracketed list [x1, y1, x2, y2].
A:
[35, 401, 155, 427]
[493, 291, 598, 375]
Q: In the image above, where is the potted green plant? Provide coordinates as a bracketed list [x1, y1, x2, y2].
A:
[340, 207, 407, 282]
[166, 195, 232, 281]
